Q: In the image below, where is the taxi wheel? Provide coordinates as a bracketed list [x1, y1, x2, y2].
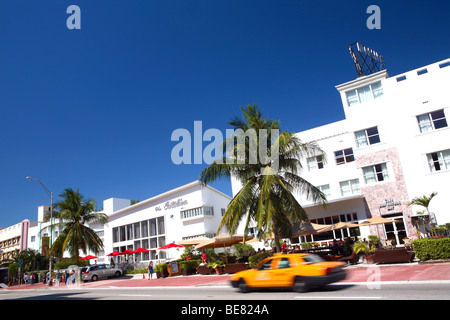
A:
[238, 279, 250, 293]
[293, 277, 309, 293]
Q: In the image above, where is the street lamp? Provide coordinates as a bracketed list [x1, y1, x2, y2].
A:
[26, 176, 54, 286]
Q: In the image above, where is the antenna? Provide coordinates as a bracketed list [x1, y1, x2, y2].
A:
[349, 42, 386, 77]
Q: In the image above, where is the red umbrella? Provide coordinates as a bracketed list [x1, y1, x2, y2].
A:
[107, 251, 121, 256]
[121, 249, 134, 255]
[157, 243, 183, 250]
[132, 247, 150, 254]
[80, 255, 98, 260]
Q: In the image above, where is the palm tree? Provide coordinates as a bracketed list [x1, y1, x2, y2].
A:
[199, 105, 326, 252]
[51, 188, 108, 263]
[20, 249, 48, 271]
[409, 192, 438, 237]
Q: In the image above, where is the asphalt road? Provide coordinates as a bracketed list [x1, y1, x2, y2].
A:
[1, 281, 449, 301]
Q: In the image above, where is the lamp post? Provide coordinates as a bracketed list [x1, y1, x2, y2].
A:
[26, 176, 53, 286]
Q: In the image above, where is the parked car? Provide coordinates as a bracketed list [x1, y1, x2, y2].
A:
[230, 253, 346, 293]
[82, 264, 122, 282]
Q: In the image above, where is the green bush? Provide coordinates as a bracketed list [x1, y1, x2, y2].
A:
[154, 262, 168, 273]
[179, 259, 201, 270]
[413, 238, 450, 261]
[248, 252, 273, 268]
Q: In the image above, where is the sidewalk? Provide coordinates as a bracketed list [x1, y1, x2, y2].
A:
[4, 262, 450, 290]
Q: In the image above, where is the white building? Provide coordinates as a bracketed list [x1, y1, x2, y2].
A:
[233, 57, 450, 247]
[95, 180, 231, 264]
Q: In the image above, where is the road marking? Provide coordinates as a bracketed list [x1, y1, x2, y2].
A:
[295, 296, 382, 299]
[118, 294, 152, 297]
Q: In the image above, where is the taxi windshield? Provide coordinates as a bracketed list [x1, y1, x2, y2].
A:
[302, 254, 325, 264]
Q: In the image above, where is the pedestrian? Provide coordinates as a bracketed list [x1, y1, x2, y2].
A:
[147, 261, 154, 280]
[30, 273, 34, 285]
[56, 269, 62, 287]
[24, 273, 28, 285]
[65, 269, 69, 285]
[281, 240, 287, 254]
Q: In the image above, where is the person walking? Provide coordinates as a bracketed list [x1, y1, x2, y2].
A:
[281, 240, 287, 254]
[56, 269, 62, 287]
[147, 261, 154, 280]
[201, 252, 207, 265]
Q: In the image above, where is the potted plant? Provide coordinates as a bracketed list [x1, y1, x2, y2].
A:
[353, 242, 374, 263]
[180, 259, 201, 276]
[155, 263, 168, 278]
[207, 260, 225, 275]
[368, 235, 381, 248]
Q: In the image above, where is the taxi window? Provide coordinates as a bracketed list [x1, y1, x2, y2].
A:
[258, 259, 274, 270]
[302, 254, 325, 264]
[278, 258, 290, 269]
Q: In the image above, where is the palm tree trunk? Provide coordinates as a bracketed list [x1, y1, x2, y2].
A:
[273, 222, 282, 253]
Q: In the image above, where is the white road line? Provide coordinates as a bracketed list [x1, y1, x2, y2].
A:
[295, 296, 382, 299]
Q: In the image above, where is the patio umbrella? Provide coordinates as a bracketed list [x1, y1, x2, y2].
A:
[291, 221, 332, 237]
[106, 251, 121, 256]
[359, 216, 393, 226]
[195, 233, 254, 250]
[330, 221, 360, 230]
[120, 249, 134, 255]
[157, 243, 184, 250]
[177, 236, 211, 247]
[80, 255, 98, 260]
[157, 243, 184, 261]
[132, 247, 150, 254]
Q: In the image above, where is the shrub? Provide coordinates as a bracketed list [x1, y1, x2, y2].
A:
[179, 259, 201, 270]
[413, 238, 450, 261]
[248, 252, 273, 268]
[154, 262, 168, 273]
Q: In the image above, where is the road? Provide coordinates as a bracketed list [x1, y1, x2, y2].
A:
[1, 281, 449, 300]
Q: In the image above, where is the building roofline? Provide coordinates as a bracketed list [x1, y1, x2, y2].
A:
[106, 180, 231, 218]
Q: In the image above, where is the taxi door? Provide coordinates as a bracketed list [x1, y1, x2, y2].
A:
[252, 258, 278, 287]
[253, 257, 292, 287]
[266, 257, 293, 287]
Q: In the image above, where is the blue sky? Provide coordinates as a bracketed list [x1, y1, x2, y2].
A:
[1, 0, 449, 227]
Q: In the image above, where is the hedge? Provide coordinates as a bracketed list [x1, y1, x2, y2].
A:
[179, 259, 201, 270]
[248, 252, 273, 268]
[413, 238, 450, 261]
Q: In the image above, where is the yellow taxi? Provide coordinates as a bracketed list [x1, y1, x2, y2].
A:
[230, 253, 346, 293]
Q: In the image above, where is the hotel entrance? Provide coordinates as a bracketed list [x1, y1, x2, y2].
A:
[383, 213, 408, 247]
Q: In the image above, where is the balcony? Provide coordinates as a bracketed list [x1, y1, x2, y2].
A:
[180, 206, 214, 220]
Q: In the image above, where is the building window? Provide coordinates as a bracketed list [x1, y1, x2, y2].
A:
[119, 226, 126, 242]
[427, 149, 450, 172]
[141, 221, 149, 238]
[307, 155, 324, 171]
[133, 223, 140, 239]
[363, 163, 389, 184]
[354, 127, 380, 148]
[317, 184, 331, 198]
[417, 109, 448, 133]
[339, 179, 360, 197]
[335, 148, 354, 165]
[126, 224, 132, 241]
[112, 227, 119, 243]
[345, 81, 383, 107]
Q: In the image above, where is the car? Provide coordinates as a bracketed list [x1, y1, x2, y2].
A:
[82, 264, 123, 282]
[230, 253, 346, 293]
